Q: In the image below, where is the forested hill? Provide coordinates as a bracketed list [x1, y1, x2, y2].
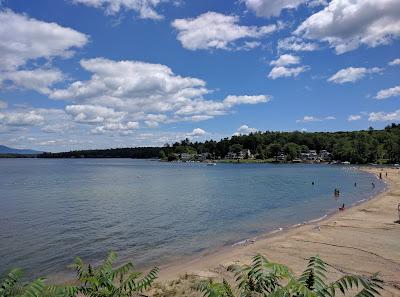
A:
[39, 124, 400, 164]
[39, 147, 161, 159]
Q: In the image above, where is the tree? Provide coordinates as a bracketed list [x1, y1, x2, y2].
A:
[194, 255, 382, 297]
[283, 143, 301, 161]
[229, 144, 243, 155]
[167, 153, 178, 162]
[267, 143, 281, 160]
[71, 251, 159, 297]
[159, 150, 166, 160]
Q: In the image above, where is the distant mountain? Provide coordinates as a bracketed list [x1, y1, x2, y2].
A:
[0, 145, 42, 155]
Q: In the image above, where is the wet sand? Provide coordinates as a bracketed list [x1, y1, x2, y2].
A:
[157, 167, 400, 296]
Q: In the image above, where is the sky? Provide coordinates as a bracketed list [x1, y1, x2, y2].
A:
[0, 0, 399, 152]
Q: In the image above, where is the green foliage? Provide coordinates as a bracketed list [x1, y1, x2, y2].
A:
[71, 251, 159, 297]
[227, 254, 291, 296]
[283, 143, 301, 161]
[267, 143, 282, 160]
[229, 144, 243, 154]
[194, 255, 383, 297]
[159, 150, 167, 159]
[195, 279, 235, 297]
[1, 251, 159, 297]
[0, 268, 47, 297]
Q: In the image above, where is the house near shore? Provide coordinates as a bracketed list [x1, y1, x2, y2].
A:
[277, 153, 285, 161]
[300, 150, 318, 162]
[225, 151, 237, 159]
[225, 149, 254, 160]
[180, 153, 194, 161]
[239, 149, 253, 159]
[319, 150, 332, 161]
[197, 152, 210, 161]
[300, 149, 331, 162]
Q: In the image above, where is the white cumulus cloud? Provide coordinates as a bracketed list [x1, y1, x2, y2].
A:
[71, 0, 167, 20]
[171, 12, 277, 51]
[328, 67, 382, 84]
[348, 115, 362, 121]
[0, 110, 44, 127]
[268, 54, 309, 79]
[268, 66, 308, 79]
[270, 54, 300, 66]
[368, 110, 400, 122]
[277, 36, 319, 52]
[0, 10, 88, 71]
[223, 95, 270, 106]
[295, 0, 400, 54]
[186, 128, 207, 137]
[244, 0, 306, 18]
[388, 58, 400, 66]
[0, 10, 88, 93]
[65, 104, 126, 124]
[0, 68, 64, 94]
[296, 115, 335, 123]
[91, 121, 139, 135]
[233, 125, 258, 135]
[375, 85, 400, 100]
[50, 58, 270, 125]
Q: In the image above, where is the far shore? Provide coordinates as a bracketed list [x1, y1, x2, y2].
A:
[155, 167, 400, 296]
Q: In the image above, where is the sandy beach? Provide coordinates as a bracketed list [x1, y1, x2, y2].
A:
[156, 167, 400, 296]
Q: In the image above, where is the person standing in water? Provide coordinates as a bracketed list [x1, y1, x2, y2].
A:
[354, 182, 357, 187]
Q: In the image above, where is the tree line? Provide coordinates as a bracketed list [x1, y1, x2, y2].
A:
[38, 123, 400, 164]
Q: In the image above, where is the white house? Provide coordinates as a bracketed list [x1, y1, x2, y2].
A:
[180, 153, 193, 161]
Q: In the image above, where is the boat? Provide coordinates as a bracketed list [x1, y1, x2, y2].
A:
[206, 162, 216, 166]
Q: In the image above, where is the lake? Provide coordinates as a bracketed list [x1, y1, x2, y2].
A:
[0, 159, 385, 279]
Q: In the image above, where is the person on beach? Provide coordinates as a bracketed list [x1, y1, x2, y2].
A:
[379, 172, 382, 179]
[339, 203, 345, 211]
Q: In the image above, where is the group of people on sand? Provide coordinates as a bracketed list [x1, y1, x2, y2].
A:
[379, 172, 388, 179]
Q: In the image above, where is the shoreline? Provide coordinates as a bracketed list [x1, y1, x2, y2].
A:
[155, 167, 400, 296]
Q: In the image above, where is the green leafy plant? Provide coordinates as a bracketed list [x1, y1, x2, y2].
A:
[71, 251, 159, 297]
[227, 254, 291, 296]
[0, 268, 46, 297]
[195, 279, 235, 297]
[281, 255, 383, 297]
[194, 255, 383, 297]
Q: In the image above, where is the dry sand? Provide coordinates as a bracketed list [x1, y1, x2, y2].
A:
[156, 167, 400, 296]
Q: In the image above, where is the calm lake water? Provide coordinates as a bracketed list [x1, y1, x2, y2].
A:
[0, 159, 385, 279]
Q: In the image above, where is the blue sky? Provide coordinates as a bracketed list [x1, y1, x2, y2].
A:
[0, 0, 399, 152]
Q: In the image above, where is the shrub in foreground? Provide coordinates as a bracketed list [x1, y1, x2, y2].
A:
[195, 255, 382, 297]
[1, 252, 159, 297]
